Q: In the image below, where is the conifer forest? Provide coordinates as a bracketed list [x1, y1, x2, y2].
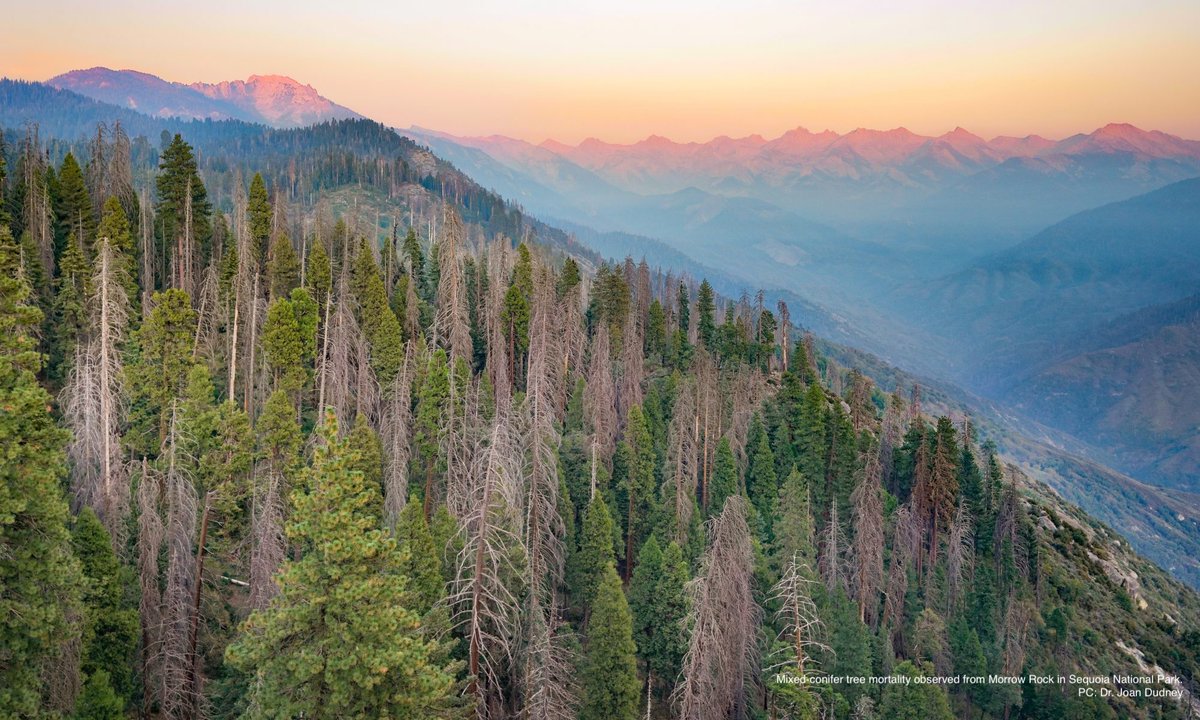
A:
[1, 108, 1199, 719]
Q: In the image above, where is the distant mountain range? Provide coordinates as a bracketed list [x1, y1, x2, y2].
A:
[426, 122, 1200, 238]
[47, 67, 362, 127]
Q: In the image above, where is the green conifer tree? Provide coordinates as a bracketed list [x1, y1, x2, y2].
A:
[352, 243, 405, 383]
[575, 494, 617, 611]
[395, 497, 444, 615]
[247, 173, 271, 269]
[72, 670, 125, 720]
[56, 152, 95, 257]
[267, 231, 300, 300]
[263, 296, 307, 394]
[710, 438, 738, 520]
[746, 421, 778, 531]
[401, 227, 424, 285]
[415, 349, 450, 515]
[580, 564, 640, 720]
[629, 536, 689, 697]
[773, 467, 816, 572]
[348, 413, 385, 517]
[696, 279, 716, 348]
[227, 413, 456, 719]
[50, 230, 90, 381]
[878, 661, 954, 720]
[96, 197, 137, 307]
[0, 225, 84, 716]
[128, 289, 198, 449]
[618, 404, 656, 580]
[155, 135, 211, 279]
[306, 238, 332, 308]
[72, 508, 138, 704]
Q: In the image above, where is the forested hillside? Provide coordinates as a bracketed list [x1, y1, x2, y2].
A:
[2, 112, 1200, 720]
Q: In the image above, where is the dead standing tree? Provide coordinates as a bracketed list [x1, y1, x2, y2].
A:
[945, 500, 974, 614]
[851, 454, 885, 628]
[62, 237, 131, 547]
[665, 376, 699, 543]
[160, 405, 201, 720]
[449, 406, 526, 720]
[137, 459, 165, 711]
[434, 209, 473, 363]
[381, 342, 416, 529]
[583, 323, 618, 480]
[519, 273, 575, 720]
[768, 554, 830, 678]
[675, 496, 761, 720]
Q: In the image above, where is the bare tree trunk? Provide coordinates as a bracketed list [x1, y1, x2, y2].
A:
[187, 493, 213, 704]
[675, 497, 760, 720]
[243, 272, 260, 417]
[137, 458, 164, 714]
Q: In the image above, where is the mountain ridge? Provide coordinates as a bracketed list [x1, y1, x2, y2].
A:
[47, 66, 362, 128]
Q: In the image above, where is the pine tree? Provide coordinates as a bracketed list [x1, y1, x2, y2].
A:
[72, 670, 125, 720]
[247, 173, 271, 270]
[557, 257, 581, 297]
[580, 563, 639, 720]
[401, 227, 424, 285]
[96, 197, 137, 306]
[877, 661, 954, 720]
[745, 425, 778, 533]
[352, 241, 406, 384]
[50, 230, 90, 381]
[267, 231, 300, 300]
[773, 467, 816, 573]
[696, 279, 716, 348]
[826, 587, 871, 706]
[263, 295, 307, 394]
[395, 496, 445, 615]
[72, 508, 138, 704]
[795, 383, 827, 508]
[155, 135, 211, 290]
[500, 283, 529, 386]
[128, 289, 197, 450]
[306, 237, 332, 307]
[709, 438, 738, 521]
[0, 225, 84, 716]
[575, 494, 617, 611]
[347, 413, 385, 518]
[630, 537, 689, 699]
[415, 348, 450, 516]
[228, 413, 456, 718]
[927, 416, 960, 568]
[56, 151, 96, 257]
[618, 404, 656, 581]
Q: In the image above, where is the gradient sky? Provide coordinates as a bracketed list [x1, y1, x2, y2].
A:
[4, 0, 1199, 143]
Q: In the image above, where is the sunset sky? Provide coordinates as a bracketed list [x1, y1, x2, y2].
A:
[4, 0, 1199, 143]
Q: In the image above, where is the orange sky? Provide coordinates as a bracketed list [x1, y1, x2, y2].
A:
[3, 0, 1198, 143]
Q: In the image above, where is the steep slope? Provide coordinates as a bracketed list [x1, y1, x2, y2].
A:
[1010, 295, 1200, 488]
[911, 177, 1200, 377]
[819, 337, 1200, 589]
[894, 178, 1200, 488]
[46, 67, 360, 127]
